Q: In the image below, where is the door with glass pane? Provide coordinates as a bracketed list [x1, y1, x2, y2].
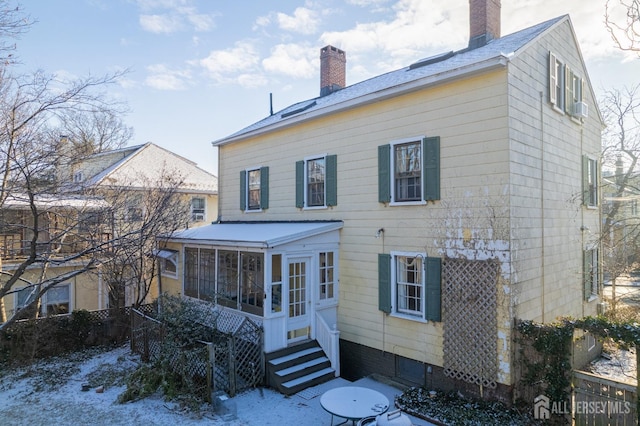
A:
[286, 257, 311, 343]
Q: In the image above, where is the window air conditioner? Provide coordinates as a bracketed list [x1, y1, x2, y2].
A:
[574, 102, 588, 119]
[193, 213, 205, 221]
[597, 302, 607, 315]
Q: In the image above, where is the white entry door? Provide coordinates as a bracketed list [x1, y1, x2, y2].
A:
[287, 257, 311, 343]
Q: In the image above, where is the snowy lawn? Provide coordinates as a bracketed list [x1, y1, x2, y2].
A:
[0, 344, 342, 425]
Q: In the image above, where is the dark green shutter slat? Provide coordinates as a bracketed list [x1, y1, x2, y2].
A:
[295, 160, 304, 208]
[326, 155, 337, 206]
[378, 145, 391, 203]
[378, 253, 392, 313]
[425, 256, 442, 321]
[260, 166, 269, 210]
[424, 137, 440, 201]
[582, 155, 589, 206]
[240, 170, 247, 211]
[583, 251, 591, 301]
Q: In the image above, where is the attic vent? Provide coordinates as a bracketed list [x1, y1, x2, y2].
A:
[409, 51, 455, 70]
[281, 101, 317, 118]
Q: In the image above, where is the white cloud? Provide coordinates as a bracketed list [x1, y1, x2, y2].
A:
[140, 14, 183, 33]
[144, 64, 191, 90]
[276, 7, 320, 34]
[137, 0, 217, 33]
[198, 42, 264, 87]
[320, 0, 467, 73]
[262, 43, 316, 78]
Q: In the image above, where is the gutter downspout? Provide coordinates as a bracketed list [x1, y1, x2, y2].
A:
[540, 91, 546, 323]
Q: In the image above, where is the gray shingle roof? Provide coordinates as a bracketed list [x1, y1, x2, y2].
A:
[214, 15, 565, 146]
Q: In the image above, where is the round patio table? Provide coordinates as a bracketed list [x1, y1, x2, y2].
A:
[320, 386, 389, 425]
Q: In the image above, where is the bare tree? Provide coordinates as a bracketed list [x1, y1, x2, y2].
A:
[56, 107, 134, 156]
[0, 1, 31, 65]
[91, 170, 189, 311]
[605, 0, 640, 55]
[0, 66, 133, 329]
[599, 84, 640, 310]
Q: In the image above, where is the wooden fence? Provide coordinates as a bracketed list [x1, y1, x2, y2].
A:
[573, 370, 637, 425]
[129, 308, 264, 399]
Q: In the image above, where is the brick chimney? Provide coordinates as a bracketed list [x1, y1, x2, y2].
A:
[320, 45, 346, 97]
[469, 0, 501, 49]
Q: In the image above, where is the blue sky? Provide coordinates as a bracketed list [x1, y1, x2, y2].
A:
[13, 0, 640, 174]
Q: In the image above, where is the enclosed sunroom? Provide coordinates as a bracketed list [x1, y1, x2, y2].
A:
[160, 221, 343, 374]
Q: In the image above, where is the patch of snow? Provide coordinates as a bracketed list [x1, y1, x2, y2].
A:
[588, 348, 637, 386]
[1, 345, 422, 426]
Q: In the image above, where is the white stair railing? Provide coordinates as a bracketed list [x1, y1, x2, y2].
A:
[315, 312, 340, 376]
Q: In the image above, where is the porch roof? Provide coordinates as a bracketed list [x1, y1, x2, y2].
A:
[166, 221, 343, 249]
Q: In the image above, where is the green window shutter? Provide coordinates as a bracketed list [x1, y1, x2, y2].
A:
[564, 64, 571, 114]
[583, 251, 591, 301]
[424, 137, 441, 201]
[378, 144, 391, 203]
[425, 256, 442, 321]
[295, 160, 304, 208]
[326, 155, 337, 206]
[549, 52, 557, 105]
[378, 253, 392, 313]
[260, 166, 269, 210]
[240, 170, 247, 211]
[581, 155, 589, 206]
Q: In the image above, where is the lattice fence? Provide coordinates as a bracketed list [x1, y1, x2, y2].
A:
[442, 258, 499, 389]
[130, 307, 264, 398]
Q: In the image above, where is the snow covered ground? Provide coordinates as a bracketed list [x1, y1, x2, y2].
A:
[0, 344, 433, 425]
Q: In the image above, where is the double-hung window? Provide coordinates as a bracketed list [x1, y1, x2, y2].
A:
[549, 51, 586, 118]
[379, 137, 440, 204]
[395, 254, 423, 316]
[240, 167, 269, 211]
[295, 154, 337, 209]
[319, 251, 336, 301]
[191, 197, 206, 222]
[549, 53, 565, 111]
[378, 252, 441, 321]
[582, 155, 598, 207]
[43, 284, 71, 315]
[583, 248, 599, 301]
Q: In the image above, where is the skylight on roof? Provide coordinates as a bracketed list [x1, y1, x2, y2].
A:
[409, 51, 455, 70]
[281, 101, 317, 118]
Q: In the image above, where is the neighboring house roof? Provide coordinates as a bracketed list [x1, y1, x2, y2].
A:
[2, 193, 110, 210]
[214, 15, 568, 146]
[168, 221, 343, 249]
[76, 142, 218, 193]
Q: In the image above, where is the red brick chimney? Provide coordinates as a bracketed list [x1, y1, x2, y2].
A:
[469, 0, 501, 49]
[320, 45, 346, 97]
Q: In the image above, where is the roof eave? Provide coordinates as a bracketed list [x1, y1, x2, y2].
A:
[212, 55, 509, 147]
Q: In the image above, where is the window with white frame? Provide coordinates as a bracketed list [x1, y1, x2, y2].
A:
[159, 250, 178, 278]
[295, 155, 337, 209]
[394, 141, 422, 202]
[583, 156, 598, 207]
[247, 169, 261, 210]
[191, 197, 206, 222]
[43, 284, 71, 315]
[394, 253, 424, 317]
[584, 248, 599, 300]
[15, 286, 33, 310]
[307, 157, 325, 207]
[378, 137, 440, 205]
[240, 167, 269, 212]
[549, 51, 585, 117]
[319, 251, 335, 300]
[379, 252, 441, 321]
